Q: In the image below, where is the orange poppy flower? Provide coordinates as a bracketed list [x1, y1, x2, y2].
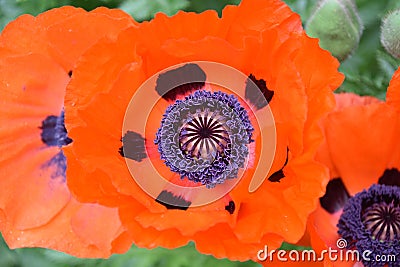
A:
[0, 7, 136, 257]
[307, 92, 400, 267]
[63, 0, 344, 261]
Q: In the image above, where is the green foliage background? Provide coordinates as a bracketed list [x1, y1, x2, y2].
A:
[0, 0, 399, 266]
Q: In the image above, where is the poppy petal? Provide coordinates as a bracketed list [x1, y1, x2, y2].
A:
[0, 55, 131, 256]
[1, 199, 130, 258]
[321, 99, 398, 195]
[221, 0, 302, 47]
[193, 223, 284, 261]
[0, 54, 69, 230]
[308, 208, 342, 253]
[387, 66, 400, 112]
[0, 7, 135, 72]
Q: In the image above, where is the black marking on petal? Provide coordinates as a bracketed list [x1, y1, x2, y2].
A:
[40, 112, 72, 147]
[268, 170, 285, 182]
[268, 148, 289, 182]
[378, 168, 400, 187]
[68, 70, 73, 77]
[119, 131, 147, 162]
[225, 201, 235, 214]
[155, 63, 206, 101]
[41, 150, 67, 182]
[156, 190, 191, 210]
[245, 74, 274, 110]
[320, 178, 351, 214]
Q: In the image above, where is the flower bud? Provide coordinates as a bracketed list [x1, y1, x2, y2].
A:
[306, 0, 363, 61]
[381, 9, 400, 59]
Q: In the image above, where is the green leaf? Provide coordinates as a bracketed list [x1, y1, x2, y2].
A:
[337, 72, 388, 99]
[0, 234, 20, 267]
[0, 0, 24, 30]
[96, 243, 261, 267]
[185, 0, 240, 16]
[69, 0, 124, 10]
[119, 0, 190, 22]
[387, 0, 400, 10]
[16, 0, 71, 15]
[284, 0, 316, 21]
[376, 49, 400, 79]
[279, 242, 312, 251]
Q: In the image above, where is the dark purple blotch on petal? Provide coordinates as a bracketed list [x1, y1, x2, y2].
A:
[155, 63, 206, 101]
[245, 74, 274, 110]
[225, 200, 235, 214]
[378, 168, 400, 187]
[320, 178, 351, 214]
[41, 150, 67, 182]
[40, 111, 72, 147]
[268, 170, 284, 183]
[119, 131, 147, 162]
[156, 190, 191, 210]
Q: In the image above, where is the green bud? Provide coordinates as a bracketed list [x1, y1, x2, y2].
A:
[306, 0, 363, 61]
[381, 9, 400, 59]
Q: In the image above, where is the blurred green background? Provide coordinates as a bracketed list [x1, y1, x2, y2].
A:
[0, 0, 399, 266]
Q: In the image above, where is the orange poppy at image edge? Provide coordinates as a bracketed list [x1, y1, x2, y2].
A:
[0, 6, 137, 257]
[305, 85, 400, 267]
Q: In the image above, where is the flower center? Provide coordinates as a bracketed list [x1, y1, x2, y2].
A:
[337, 184, 400, 267]
[179, 110, 230, 161]
[155, 90, 253, 188]
[362, 201, 400, 242]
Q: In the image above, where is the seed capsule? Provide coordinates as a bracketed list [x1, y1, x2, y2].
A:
[306, 0, 363, 61]
[381, 9, 400, 59]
